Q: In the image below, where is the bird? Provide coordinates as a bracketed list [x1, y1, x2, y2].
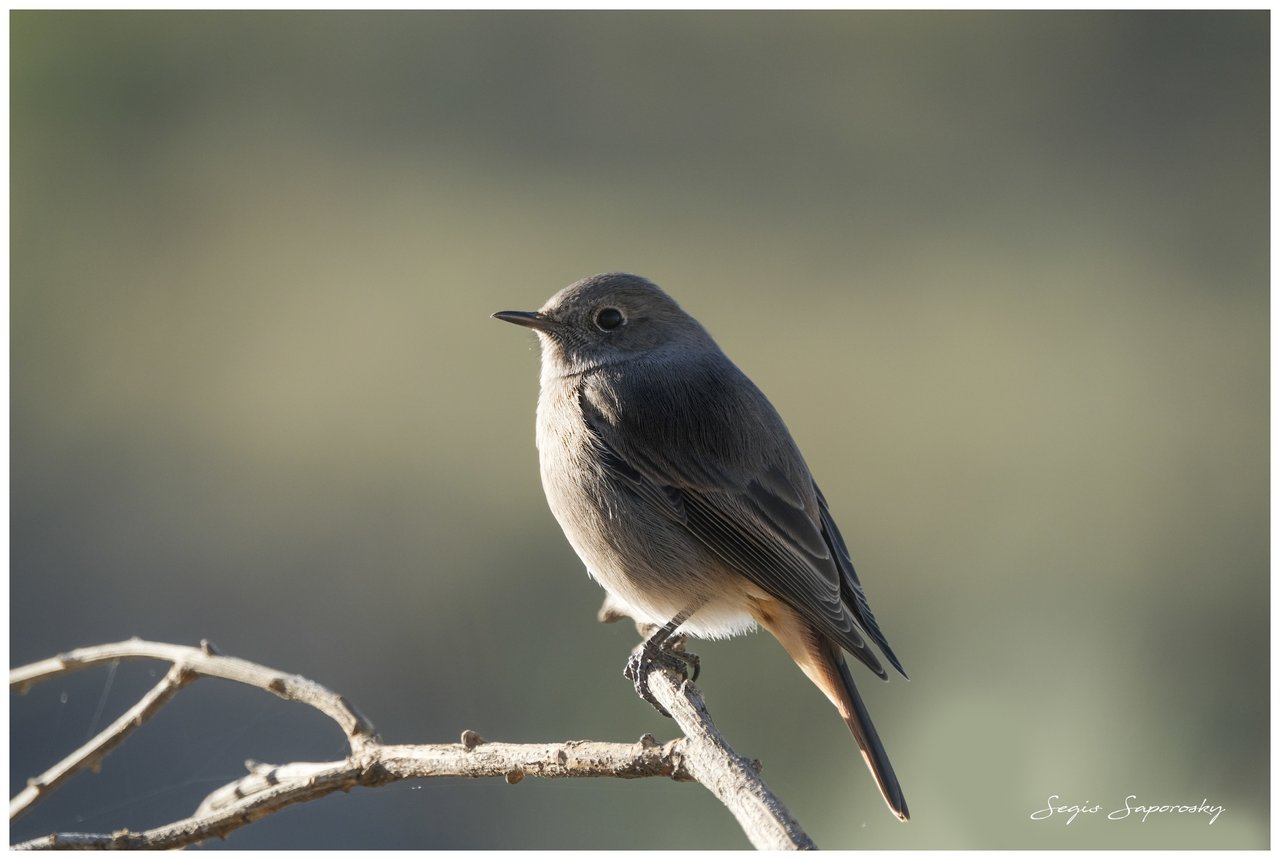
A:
[493, 272, 909, 821]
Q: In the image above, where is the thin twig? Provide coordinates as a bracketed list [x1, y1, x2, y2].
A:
[10, 639, 376, 744]
[10, 663, 194, 821]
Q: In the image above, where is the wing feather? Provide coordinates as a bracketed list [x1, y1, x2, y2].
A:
[577, 363, 903, 679]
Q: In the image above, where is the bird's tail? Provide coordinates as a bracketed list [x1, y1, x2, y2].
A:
[830, 643, 909, 821]
[755, 602, 908, 821]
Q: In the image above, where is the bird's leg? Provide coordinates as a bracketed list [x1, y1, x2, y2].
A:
[597, 597, 700, 682]
[624, 605, 702, 718]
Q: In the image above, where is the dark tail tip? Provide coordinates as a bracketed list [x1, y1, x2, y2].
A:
[836, 653, 909, 822]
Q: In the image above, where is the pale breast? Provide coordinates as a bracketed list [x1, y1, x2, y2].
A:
[533, 375, 758, 639]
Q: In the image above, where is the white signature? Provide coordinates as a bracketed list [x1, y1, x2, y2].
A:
[1030, 795, 1223, 825]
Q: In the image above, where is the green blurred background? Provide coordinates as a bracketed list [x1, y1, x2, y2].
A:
[9, 10, 1268, 849]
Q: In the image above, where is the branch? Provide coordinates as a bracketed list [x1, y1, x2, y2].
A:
[10, 638, 814, 850]
[10, 662, 195, 821]
[642, 657, 815, 849]
[10, 639, 376, 743]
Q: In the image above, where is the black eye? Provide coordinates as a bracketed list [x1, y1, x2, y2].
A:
[595, 307, 624, 331]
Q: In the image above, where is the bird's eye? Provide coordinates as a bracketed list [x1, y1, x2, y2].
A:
[595, 307, 625, 331]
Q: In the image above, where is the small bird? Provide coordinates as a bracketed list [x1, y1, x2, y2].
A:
[493, 273, 909, 821]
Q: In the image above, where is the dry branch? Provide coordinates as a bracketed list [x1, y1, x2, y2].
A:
[10, 663, 195, 821]
[10, 638, 814, 850]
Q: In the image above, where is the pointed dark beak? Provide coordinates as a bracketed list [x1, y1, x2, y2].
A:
[492, 310, 556, 332]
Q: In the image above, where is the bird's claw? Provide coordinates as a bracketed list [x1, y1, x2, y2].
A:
[682, 648, 701, 683]
[624, 636, 701, 718]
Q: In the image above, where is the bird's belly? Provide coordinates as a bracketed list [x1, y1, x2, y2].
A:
[537, 435, 758, 640]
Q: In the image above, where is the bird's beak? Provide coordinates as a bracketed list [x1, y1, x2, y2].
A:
[492, 310, 556, 332]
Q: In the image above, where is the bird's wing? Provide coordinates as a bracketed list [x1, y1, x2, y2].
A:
[578, 362, 898, 678]
[815, 483, 907, 678]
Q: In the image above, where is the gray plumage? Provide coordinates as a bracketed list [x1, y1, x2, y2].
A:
[494, 272, 909, 821]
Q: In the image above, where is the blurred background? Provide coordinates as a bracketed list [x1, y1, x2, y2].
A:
[9, 10, 1268, 850]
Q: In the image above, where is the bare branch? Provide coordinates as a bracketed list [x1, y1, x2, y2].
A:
[12, 735, 688, 851]
[10, 639, 376, 745]
[10, 639, 815, 850]
[634, 650, 817, 850]
[10, 663, 194, 821]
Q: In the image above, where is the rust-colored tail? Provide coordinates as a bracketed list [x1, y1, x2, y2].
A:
[830, 643, 909, 821]
[755, 601, 908, 821]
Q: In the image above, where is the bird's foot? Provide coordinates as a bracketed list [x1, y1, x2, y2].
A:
[624, 634, 700, 718]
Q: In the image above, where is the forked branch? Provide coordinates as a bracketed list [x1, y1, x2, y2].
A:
[9, 638, 813, 850]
